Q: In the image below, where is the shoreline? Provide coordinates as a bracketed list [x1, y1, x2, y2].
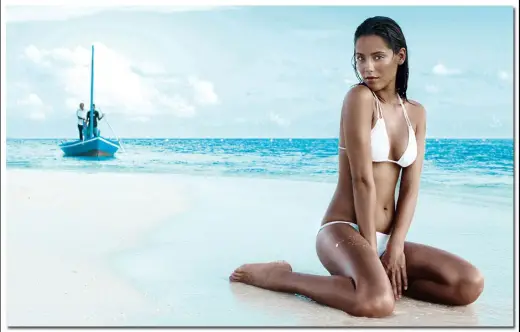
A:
[6, 167, 514, 206]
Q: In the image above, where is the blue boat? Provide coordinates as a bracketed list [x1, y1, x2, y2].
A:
[59, 136, 121, 157]
[59, 45, 121, 157]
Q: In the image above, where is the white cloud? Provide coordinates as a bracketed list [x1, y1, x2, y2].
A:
[16, 93, 52, 120]
[17, 93, 44, 107]
[23, 43, 216, 119]
[188, 77, 219, 105]
[6, 5, 226, 22]
[23, 45, 45, 64]
[432, 63, 461, 76]
[498, 70, 510, 81]
[269, 112, 290, 127]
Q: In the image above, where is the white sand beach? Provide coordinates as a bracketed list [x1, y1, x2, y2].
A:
[5, 169, 514, 326]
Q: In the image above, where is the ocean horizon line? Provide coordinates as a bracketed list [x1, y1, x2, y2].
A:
[6, 136, 515, 141]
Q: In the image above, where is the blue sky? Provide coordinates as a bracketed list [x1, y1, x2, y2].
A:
[6, 5, 514, 138]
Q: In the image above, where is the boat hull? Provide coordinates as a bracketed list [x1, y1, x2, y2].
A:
[59, 136, 120, 157]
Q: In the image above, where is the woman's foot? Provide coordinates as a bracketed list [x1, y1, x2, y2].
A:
[229, 261, 293, 290]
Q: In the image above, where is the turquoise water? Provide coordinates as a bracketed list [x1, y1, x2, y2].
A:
[6, 138, 514, 203]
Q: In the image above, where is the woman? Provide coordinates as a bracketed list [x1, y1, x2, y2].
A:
[229, 16, 484, 318]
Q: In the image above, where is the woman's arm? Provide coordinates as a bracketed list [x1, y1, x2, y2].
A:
[341, 85, 378, 253]
[390, 103, 427, 247]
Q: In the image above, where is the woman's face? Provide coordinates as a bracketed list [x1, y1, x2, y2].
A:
[355, 35, 405, 91]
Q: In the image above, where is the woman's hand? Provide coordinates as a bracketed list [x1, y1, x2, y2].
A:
[380, 242, 408, 300]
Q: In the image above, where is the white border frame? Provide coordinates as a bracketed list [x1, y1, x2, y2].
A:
[2, 1, 518, 332]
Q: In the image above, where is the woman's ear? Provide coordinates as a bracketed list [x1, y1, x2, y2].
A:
[398, 47, 407, 65]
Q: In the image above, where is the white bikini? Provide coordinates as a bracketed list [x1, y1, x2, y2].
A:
[318, 91, 418, 257]
[339, 91, 417, 167]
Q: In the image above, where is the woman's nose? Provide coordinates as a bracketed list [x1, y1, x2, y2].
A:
[363, 59, 375, 72]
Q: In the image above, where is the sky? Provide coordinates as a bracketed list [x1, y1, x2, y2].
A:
[5, 5, 515, 138]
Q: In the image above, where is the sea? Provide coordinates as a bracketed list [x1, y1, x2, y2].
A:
[6, 137, 514, 207]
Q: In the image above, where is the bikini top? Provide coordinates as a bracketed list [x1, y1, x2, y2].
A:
[339, 91, 417, 168]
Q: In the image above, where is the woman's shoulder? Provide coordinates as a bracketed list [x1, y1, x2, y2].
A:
[405, 98, 427, 121]
[403, 99, 427, 131]
[342, 83, 375, 108]
[340, 84, 377, 124]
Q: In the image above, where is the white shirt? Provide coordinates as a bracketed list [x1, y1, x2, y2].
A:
[76, 108, 86, 125]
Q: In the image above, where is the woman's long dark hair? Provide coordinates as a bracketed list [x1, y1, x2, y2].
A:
[352, 16, 409, 101]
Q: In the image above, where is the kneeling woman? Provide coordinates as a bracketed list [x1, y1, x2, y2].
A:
[230, 16, 484, 318]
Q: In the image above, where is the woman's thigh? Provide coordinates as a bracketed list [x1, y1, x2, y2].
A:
[403, 241, 484, 305]
[316, 222, 392, 292]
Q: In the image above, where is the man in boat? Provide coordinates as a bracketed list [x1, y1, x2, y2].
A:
[76, 103, 86, 140]
[85, 104, 105, 137]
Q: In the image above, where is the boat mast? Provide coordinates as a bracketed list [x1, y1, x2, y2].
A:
[89, 45, 95, 138]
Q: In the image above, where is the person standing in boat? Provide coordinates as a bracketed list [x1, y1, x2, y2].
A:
[76, 102, 86, 140]
[85, 104, 104, 137]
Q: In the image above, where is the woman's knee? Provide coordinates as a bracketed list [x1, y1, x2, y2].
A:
[350, 286, 395, 318]
[452, 266, 484, 305]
